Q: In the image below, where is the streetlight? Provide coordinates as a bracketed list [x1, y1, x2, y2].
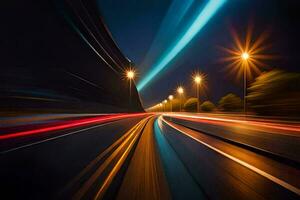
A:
[163, 99, 168, 112]
[126, 69, 135, 107]
[241, 52, 250, 114]
[159, 103, 163, 112]
[155, 104, 159, 112]
[168, 95, 174, 112]
[220, 26, 273, 116]
[241, 52, 249, 60]
[127, 70, 135, 79]
[194, 74, 202, 112]
[177, 86, 184, 112]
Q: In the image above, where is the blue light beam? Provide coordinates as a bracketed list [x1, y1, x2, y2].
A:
[137, 0, 227, 91]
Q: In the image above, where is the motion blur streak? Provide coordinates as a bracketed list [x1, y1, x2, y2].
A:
[64, 119, 144, 193]
[137, 0, 227, 91]
[93, 124, 142, 200]
[165, 113, 300, 133]
[154, 119, 205, 199]
[0, 113, 147, 140]
[117, 117, 171, 200]
[160, 117, 300, 196]
[61, 9, 118, 73]
[74, 117, 149, 200]
[139, 0, 194, 72]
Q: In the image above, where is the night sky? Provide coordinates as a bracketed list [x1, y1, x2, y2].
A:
[97, 0, 300, 108]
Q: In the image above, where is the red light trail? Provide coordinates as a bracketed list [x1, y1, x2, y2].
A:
[0, 113, 147, 140]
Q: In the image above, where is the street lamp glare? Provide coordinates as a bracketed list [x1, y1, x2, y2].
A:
[241, 52, 249, 60]
[194, 75, 202, 84]
[177, 86, 184, 112]
[163, 99, 168, 103]
[168, 95, 174, 100]
[177, 87, 184, 94]
[159, 103, 163, 107]
[126, 70, 135, 79]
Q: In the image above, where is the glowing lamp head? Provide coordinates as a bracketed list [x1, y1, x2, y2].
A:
[126, 70, 135, 79]
[241, 52, 250, 60]
[159, 103, 163, 107]
[168, 95, 174, 100]
[163, 99, 168, 104]
[194, 75, 202, 84]
[177, 87, 184, 94]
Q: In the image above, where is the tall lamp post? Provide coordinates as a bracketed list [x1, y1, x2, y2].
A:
[241, 52, 249, 115]
[168, 95, 174, 112]
[159, 103, 163, 112]
[177, 86, 184, 112]
[194, 74, 202, 113]
[126, 69, 135, 107]
[163, 99, 167, 112]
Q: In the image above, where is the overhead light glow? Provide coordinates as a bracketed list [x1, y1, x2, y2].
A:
[194, 75, 202, 84]
[126, 70, 135, 79]
[137, 0, 227, 91]
[177, 86, 184, 94]
[241, 52, 250, 60]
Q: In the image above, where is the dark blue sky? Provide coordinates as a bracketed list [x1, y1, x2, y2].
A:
[98, 0, 300, 108]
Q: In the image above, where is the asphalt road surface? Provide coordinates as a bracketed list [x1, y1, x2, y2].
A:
[1, 113, 299, 200]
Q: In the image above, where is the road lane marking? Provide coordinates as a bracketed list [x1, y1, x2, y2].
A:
[160, 116, 300, 196]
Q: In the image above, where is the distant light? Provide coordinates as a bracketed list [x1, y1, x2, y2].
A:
[163, 99, 168, 103]
[137, 0, 227, 91]
[126, 70, 135, 79]
[241, 52, 250, 60]
[177, 86, 184, 94]
[168, 95, 174, 100]
[194, 75, 202, 84]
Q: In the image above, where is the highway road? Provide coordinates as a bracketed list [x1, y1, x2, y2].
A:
[0, 113, 299, 199]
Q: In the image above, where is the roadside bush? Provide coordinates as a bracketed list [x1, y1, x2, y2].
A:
[183, 98, 198, 112]
[218, 93, 242, 112]
[247, 70, 300, 116]
[200, 101, 215, 112]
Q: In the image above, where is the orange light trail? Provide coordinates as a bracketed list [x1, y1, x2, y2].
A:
[164, 113, 300, 133]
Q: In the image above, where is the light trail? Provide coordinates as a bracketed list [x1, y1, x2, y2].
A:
[139, 0, 195, 72]
[66, 71, 104, 90]
[73, 117, 150, 200]
[0, 113, 147, 140]
[79, 0, 124, 68]
[160, 116, 300, 196]
[61, 5, 119, 73]
[64, 119, 144, 193]
[137, 0, 227, 91]
[164, 113, 300, 133]
[154, 119, 206, 199]
[0, 122, 115, 154]
[116, 117, 171, 200]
